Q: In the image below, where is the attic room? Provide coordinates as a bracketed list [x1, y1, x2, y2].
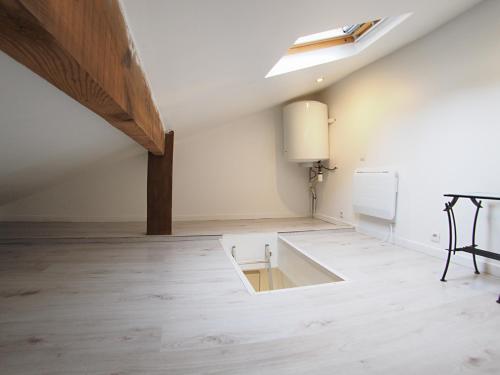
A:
[0, 0, 499, 373]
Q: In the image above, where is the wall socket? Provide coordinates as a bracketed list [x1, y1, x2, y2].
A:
[431, 233, 440, 243]
[340, 211, 344, 219]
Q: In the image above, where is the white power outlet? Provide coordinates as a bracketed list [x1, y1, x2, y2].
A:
[431, 233, 440, 243]
[340, 211, 344, 219]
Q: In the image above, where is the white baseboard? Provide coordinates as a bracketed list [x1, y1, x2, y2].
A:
[314, 212, 355, 227]
[356, 224, 500, 278]
[0, 213, 308, 223]
[0, 214, 146, 222]
[172, 213, 307, 222]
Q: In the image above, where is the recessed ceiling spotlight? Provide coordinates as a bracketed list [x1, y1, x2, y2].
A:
[316, 77, 324, 83]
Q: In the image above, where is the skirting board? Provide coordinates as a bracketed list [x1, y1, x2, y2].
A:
[0, 214, 147, 222]
[0, 213, 308, 223]
[314, 212, 355, 227]
[315, 212, 500, 278]
[173, 213, 307, 221]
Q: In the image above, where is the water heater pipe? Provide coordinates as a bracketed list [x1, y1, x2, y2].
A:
[309, 161, 338, 217]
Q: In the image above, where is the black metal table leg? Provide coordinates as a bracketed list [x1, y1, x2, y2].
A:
[470, 198, 482, 275]
[440, 249, 452, 282]
[441, 201, 456, 282]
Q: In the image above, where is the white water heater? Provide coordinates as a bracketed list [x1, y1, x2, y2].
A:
[283, 101, 329, 163]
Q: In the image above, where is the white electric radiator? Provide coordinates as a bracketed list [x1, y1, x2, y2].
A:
[352, 168, 398, 221]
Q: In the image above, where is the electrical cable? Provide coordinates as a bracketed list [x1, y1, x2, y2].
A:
[318, 162, 338, 171]
[383, 223, 394, 243]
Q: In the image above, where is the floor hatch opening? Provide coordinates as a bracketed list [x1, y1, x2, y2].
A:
[221, 232, 345, 294]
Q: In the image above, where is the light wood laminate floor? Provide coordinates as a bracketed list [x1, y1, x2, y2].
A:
[0, 229, 499, 374]
[0, 217, 348, 239]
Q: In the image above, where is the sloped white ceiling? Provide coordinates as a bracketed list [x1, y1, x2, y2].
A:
[0, 52, 141, 205]
[121, 0, 481, 136]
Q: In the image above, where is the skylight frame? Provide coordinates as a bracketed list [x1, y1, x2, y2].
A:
[265, 13, 412, 78]
[288, 20, 379, 55]
[293, 25, 359, 45]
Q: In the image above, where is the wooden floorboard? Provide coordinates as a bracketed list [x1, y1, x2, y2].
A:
[0, 217, 348, 239]
[0, 229, 499, 374]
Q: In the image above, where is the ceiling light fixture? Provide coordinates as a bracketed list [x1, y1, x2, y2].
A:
[316, 77, 324, 83]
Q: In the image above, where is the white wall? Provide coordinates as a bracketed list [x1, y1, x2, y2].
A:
[316, 0, 500, 273]
[0, 107, 310, 221]
[173, 108, 310, 220]
[0, 146, 147, 222]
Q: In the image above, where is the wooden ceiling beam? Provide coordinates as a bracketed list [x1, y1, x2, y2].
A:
[0, 0, 165, 154]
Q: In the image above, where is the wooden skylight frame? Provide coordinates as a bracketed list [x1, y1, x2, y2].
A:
[287, 20, 380, 55]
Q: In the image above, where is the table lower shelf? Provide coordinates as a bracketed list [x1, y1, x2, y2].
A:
[454, 246, 500, 261]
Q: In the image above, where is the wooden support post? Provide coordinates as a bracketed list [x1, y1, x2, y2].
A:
[147, 131, 174, 235]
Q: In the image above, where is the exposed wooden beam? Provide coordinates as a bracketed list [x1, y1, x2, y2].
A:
[147, 131, 174, 235]
[0, 0, 165, 154]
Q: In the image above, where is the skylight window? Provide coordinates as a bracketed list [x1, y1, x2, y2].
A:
[288, 20, 379, 55]
[266, 13, 412, 78]
[293, 26, 357, 45]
